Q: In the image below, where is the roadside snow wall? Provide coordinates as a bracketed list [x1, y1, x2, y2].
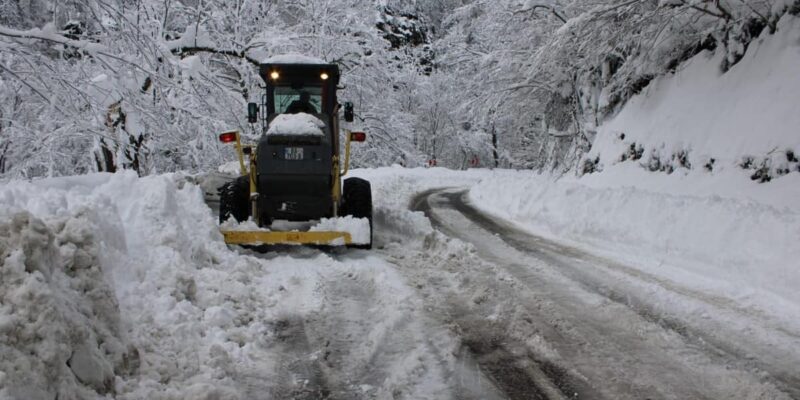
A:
[0, 174, 138, 399]
[470, 16, 800, 312]
[0, 171, 247, 399]
[0, 211, 129, 399]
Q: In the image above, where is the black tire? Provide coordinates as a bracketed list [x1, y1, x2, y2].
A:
[219, 176, 250, 224]
[342, 177, 373, 249]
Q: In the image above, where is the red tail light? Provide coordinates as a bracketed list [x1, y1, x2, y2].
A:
[219, 131, 237, 143]
[350, 131, 366, 142]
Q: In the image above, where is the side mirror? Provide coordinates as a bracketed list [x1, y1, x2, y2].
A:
[344, 102, 354, 123]
[247, 103, 259, 123]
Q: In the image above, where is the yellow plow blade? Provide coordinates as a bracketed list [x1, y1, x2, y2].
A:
[221, 230, 352, 246]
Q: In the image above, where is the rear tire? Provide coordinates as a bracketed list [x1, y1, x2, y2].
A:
[342, 177, 373, 249]
[219, 176, 250, 224]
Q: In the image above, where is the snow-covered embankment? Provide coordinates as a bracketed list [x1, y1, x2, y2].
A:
[470, 15, 800, 315]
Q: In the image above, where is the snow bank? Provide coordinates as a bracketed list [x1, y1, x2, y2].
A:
[0, 211, 128, 399]
[0, 172, 260, 398]
[589, 15, 800, 179]
[470, 169, 800, 307]
[261, 53, 326, 64]
[267, 113, 325, 136]
[310, 216, 371, 244]
[1, 170, 460, 398]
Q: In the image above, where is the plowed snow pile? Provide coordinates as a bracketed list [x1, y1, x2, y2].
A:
[0, 171, 458, 399]
[0, 211, 128, 398]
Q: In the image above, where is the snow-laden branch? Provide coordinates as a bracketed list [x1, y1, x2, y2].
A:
[0, 24, 108, 54]
[0, 23, 165, 81]
[171, 46, 260, 67]
[0, 23, 261, 70]
[662, 0, 733, 20]
[514, 4, 568, 24]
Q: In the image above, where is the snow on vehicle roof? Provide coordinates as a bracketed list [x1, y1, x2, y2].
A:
[262, 53, 327, 64]
[267, 113, 326, 136]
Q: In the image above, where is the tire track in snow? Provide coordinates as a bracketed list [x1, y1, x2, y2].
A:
[376, 190, 591, 399]
[304, 257, 510, 400]
[234, 246, 509, 399]
[264, 316, 334, 399]
[403, 188, 797, 400]
[450, 306, 586, 400]
[440, 189, 800, 399]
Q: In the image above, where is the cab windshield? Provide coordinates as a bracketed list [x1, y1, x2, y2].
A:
[273, 86, 323, 115]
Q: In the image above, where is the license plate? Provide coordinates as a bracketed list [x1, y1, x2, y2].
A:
[284, 147, 304, 160]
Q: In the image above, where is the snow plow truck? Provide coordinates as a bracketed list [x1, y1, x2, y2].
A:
[217, 59, 373, 249]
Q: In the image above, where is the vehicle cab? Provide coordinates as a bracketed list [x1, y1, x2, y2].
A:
[249, 60, 345, 222]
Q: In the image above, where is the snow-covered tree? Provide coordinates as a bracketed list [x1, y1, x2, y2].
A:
[1, 0, 798, 177]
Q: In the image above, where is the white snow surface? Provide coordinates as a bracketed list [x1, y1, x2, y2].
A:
[310, 216, 371, 245]
[0, 23, 107, 54]
[261, 53, 326, 64]
[266, 113, 325, 136]
[164, 25, 214, 51]
[217, 161, 243, 175]
[590, 15, 800, 174]
[469, 169, 800, 314]
[218, 217, 263, 232]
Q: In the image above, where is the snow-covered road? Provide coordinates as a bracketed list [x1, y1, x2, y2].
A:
[403, 187, 800, 400]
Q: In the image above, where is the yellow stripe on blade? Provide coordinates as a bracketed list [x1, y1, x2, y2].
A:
[221, 230, 352, 246]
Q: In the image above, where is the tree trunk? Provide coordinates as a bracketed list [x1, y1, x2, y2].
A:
[95, 138, 117, 173]
[0, 142, 8, 174]
[491, 124, 499, 168]
[123, 133, 147, 176]
[95, 101, 127, 173]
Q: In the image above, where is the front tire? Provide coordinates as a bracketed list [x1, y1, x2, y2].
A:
[219, 175, 250, 224]
[342, 177, 373, 249]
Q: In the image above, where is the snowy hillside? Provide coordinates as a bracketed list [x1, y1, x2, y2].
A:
[470, 14, 800, 318]
[587, 15, 800, 181]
